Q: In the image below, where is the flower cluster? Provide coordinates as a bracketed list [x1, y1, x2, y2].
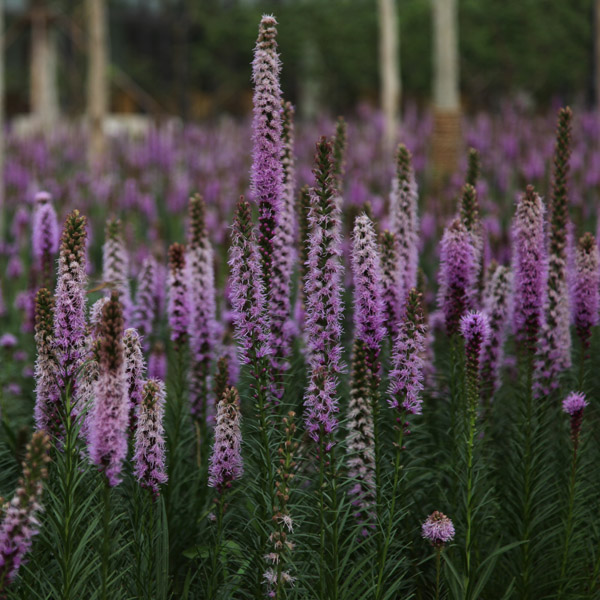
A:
[102, 218, 132, 324]
[167, 243, 189, 349]
[572, 232, 599, 350]
[422, 511, 455, 547]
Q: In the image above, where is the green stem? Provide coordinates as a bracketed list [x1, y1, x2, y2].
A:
[435, 548, 442, 600]
[318, 438, 326, 600]
[208, 496, 225, 599]
[376, 422, 404, 599]
[330, 444, 339, 600]
[101, 482, 111, 600]
[557, 441, 578, 599]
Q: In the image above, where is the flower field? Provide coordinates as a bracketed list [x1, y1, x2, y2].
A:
[0, 14, 599, 600]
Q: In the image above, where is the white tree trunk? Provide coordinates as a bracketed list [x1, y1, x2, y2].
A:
[30, 1, 59, 134]
[378, 0, 400, 153]
[87, 0, 108, 164]
[433, 0, 459, 110]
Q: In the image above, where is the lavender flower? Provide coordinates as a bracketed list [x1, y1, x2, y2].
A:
[511, 186, 547, 354]
[0, 431, 50, 590]
[380, 231, 402, 337]
[33, 289, 60, 436]
[390, 145, 419, 311]
[544, 107, 573, 370]
[148, 342, 167, 381]
[208, 386, 243, 492]
[562, 391, 587, 450]
[303, 138, 344, 444]
[187, 195, 217, 420]
[351, 214, 385, 356]
[132, 256, 158, 351]
[0, 334, 17, 349]
[422, 511, 455, 547]
[123, 328, 146, 432]
[481, 265, 512, 401]
[102, 218, 132, 325]
[134, 379, 168, 498]
[53, 210, 88, 393]
[269, 101, 296, 396]
[438, 218, 477, 336]
[346, 340, 376, 534]
[88, 294, 129, 486]
[251, 14, 284, 281]
[228, 197, 271, 365]
[167, 243, 189, 349]
[572, 233, 599, 350]
[388, 288, 427, 415]
[31, 191, 59, 287]
[461, 311, 490, 410]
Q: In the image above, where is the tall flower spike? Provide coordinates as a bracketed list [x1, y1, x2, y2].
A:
[460, 311, 490, 410]
[102, 218, 132, 324]
[148, 341, 167, 381]
[132, 256, 158, 351]
[346, 340, 376, 535]
[251, 14, 284, 282]
[213, 356, 230, 415]
[228, 197, 271, 365]
[134, 379, 168, 498]
[380, 231, 402, 338]
[54, 210, 88, 393]
[481, 265, 512, 402]
[351, 214, 386, 356]
[512, 186, 547, 355]
[572, 233, 599, 351]
[269, 101, 297, 398]
[562, 391, 587, 452]
[390, 144, 420, 311]
[208, 386, 244, 492]
[167, 243, 189, 350]
[88, 293, 129, 487]
[0, 431, 51, 590]
[296, 185, 311, 310]
[332, 116, 348, 195]
[388, 288, 427, 415]
[303, 138, 344, 444]
[187, 195, 217, 421]
[465, 147, 481, 188]
[123, 328, 146, 432]
[438, 218, 477, 336]
[33, 289, 60, 436]
[32, 191, 59, 288]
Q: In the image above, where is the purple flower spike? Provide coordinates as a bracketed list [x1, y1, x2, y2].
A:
[461, 311, 490, 359]
[562, 391, 587, 416]
[422, 511, 455, 547]
[123, 328, 146, 432]
[228, 197, 271, 365]
[572, 233, 599, 350]
[148, 342, 167, 381]
[269, 101, 296, 397]
[0, 432, 50, 590]
[251, 14, 284, 281]
[187, 195, 217, 420]
[351, 214, 385, 355]
[481, 264, 512, 401]
[511, 186, 547, 354]
[380, 231, 402, 338]
[167, 243, 189, 350]
[132, 256, 158, 351]
[208, 386, 244, 493]
[134, 379, 168, 498]
[102, 219, 132, 325]
[438, 218, 477, 336]
[303, 138, 344, 444]
[32, 191, 59, 286]
[53, 210, 88, 393]
[33, 289, 60, 436]
[88, 294, 129, 487]
[388, 288, 427, 415]
[562, 391, 587, 450]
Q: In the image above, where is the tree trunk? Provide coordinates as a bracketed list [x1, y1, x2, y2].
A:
[87, 0, 108, 164]
[30, 0, 59, 134]
[432, 0, 460, 179]
[378, 0, 400, 154]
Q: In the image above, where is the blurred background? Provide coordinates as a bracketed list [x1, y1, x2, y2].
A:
[2, 0, 596, 120]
